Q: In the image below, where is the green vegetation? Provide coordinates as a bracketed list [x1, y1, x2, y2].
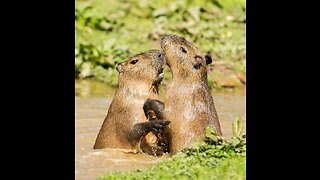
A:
[75, 0, 246, 89]
[98, 118, 246, 179]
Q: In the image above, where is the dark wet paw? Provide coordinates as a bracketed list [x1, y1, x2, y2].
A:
[149, 120, 170, 132]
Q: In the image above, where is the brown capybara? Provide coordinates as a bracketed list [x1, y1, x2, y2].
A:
[137, 99, 169, 156]
[159, 34, 222, 154]
[93, 50, 170, 151]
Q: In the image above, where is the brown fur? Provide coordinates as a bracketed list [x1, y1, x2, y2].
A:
[160, 34, 222, 154]
[93, 50, 168, 150]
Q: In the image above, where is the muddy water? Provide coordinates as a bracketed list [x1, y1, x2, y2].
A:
[75, 79, 246, 180]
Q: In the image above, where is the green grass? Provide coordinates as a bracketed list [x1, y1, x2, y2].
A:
[75, 0, 246, 89]
[98, 156, 245, 180]
[97, 121, 246, 180]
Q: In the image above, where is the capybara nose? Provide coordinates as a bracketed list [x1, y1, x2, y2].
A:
[194, 55, 203, 64]
[156, 52, 167, 67]
[161, 34, 171, 47]
[116, 63, 123, 73]
[161, 35, 168, 42]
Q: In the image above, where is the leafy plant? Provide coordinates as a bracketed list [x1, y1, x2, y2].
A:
[98, 118, 246, 179]
[75, 0, 246, 90]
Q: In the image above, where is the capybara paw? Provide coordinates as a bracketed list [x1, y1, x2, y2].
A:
[149, 120, 170, 132]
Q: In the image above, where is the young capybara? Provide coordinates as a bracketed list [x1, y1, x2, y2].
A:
[137, 99, 169, 156]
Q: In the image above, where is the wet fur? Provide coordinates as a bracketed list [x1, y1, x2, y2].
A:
[93, 50, 169, 150]
[160, 34, 222, 154]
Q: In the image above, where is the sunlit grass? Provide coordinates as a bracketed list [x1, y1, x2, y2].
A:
[97, 126, 246, 179]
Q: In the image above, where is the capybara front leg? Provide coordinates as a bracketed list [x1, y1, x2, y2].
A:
[128, 120, 170, 145]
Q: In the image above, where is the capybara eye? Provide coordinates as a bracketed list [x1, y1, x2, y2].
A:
[130, 59, 139, 64]
[180, 47, 187, 53]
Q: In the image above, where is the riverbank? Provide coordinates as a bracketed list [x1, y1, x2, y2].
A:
[75, 0, 246, 90]
[97, 128, 246, 180]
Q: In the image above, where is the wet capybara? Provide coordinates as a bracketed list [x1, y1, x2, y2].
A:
[159, 34, 222, 153]
[137, 99, 169, 156]
[93, 50, 170, 150]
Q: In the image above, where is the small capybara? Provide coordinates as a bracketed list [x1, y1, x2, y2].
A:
[137, 99, 169, 156]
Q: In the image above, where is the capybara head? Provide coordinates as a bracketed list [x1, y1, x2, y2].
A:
[116, 49, 166, 85]
[161, 34, 212, 79]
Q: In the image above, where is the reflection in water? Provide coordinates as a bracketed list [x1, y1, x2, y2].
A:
[75, 79, 246, 180]
[76, 79, 116, 98]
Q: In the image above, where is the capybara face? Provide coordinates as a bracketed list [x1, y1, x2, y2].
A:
[161, 34, 212, 77]
[116, 49, 166, 82]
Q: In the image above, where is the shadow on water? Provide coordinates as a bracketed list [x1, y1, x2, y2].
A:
[75, 79, 246, 180]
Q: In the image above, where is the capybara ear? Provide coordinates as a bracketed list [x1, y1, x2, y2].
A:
[116, 62, 124, 73]
[205, 54, 213, 65]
